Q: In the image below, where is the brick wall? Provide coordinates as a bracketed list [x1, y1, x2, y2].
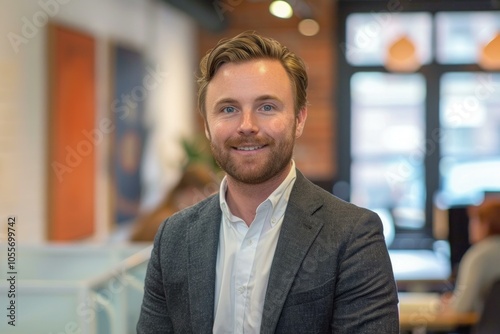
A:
[197, 0, 337, 183]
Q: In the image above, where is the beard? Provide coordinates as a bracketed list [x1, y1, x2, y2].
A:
[209, 128, 296, 185]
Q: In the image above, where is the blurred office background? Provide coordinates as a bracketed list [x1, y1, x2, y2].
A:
[1, 0, 500, 332]
[1, 0, 499, 246]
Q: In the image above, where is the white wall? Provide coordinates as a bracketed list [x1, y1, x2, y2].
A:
[0, 0, 197, 243]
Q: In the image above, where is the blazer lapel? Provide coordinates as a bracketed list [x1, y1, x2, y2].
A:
[187, 195, 221, 333]
[260, 171, 325, 333]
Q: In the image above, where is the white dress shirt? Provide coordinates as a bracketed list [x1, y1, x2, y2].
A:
[213, 162, 297, 334]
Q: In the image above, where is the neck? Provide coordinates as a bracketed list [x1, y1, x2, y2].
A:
[225, 163, 292, 226]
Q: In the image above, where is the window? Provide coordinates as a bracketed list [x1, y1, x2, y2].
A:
[345, 12, 432, 66]
[337, 1, 500, 249]
[439, 72, 500, 205]
[436, 12, 500, 64]
[350, 73, 426, 230]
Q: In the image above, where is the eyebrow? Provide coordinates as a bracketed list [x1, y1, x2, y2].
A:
[213, 98, 238, 107]
[213, 95, 283, 107]
[255, 95, 283, 104]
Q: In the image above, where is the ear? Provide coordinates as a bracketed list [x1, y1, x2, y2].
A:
[204, 121, 211, 140]
[295, 106, 308, 138]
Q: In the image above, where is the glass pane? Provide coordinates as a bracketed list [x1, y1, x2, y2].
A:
[350, 72, 426, 229]
[439, 159, 500, 204]
[351, 159, 425, 229]
[351, 73, 426, 157]
[436, 11, 500, 64]
[345, 12, 432, 66]
[440, 73, 500, 157]
[439, 72, 500, 204]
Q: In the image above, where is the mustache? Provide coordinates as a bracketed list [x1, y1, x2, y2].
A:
[225, 136, 273, 147]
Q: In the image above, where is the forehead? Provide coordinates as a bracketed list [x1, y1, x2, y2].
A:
[206, 59, 293, 102]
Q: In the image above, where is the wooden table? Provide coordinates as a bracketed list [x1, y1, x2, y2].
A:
[399, 292, 478, 333]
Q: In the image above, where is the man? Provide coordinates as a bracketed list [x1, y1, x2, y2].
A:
[137, 31, 399, 333]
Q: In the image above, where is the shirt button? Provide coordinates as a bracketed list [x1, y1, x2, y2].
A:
[237, 286, 245, 294]
[248, 239, 253, 246]
[271, 218, 276, 225]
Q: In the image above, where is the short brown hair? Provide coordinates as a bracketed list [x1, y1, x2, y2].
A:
[197, 31, 308, 119]
[474, 200, 500, 236]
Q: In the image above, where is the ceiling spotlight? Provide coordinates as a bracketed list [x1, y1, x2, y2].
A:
[298, 19, 320, 36]
[269, 1, 293, 19]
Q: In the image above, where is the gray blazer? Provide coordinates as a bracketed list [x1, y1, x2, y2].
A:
[137, 170, 399, 333]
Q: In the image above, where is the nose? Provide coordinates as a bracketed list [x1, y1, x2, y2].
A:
[237, 110, 258, 135]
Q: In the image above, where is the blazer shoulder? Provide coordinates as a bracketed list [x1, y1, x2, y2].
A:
[293, 171, 371, 217]
[158, 193, 220, 234]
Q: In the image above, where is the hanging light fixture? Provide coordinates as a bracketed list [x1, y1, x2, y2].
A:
[269, 0, 320, 37]
[269, 1, 293, 19]
[298, 18, 320, 36]
[478, 32, 500, 70]
[385, 35, 421, 72]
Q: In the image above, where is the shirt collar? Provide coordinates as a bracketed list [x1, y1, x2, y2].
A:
[219, 160, 297, 223]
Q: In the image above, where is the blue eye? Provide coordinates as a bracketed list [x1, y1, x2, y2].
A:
[223, 106, 236, 113]
[262, 104, 273, 112]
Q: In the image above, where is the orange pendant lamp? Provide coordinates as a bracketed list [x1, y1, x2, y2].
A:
[479, 32, 500, 70]
[385, 35, 421, 72]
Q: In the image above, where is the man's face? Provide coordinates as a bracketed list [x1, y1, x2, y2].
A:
[204, 59, 307, 185]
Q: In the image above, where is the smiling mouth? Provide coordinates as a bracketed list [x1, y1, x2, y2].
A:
[235, 145, 264, 151]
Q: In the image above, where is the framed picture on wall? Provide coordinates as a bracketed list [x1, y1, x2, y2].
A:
[109, 43, 147, 226]
[47, 23, 96, 241]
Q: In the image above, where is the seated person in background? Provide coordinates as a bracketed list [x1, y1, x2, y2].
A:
[442, 200, 500, 314]
[130, 164, 220, 242]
